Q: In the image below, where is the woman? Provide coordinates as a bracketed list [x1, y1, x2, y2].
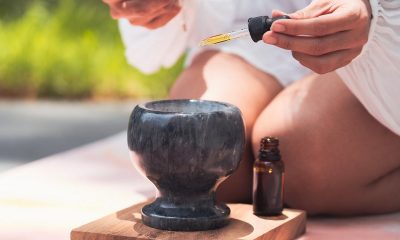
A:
[104, 0, 400, 216]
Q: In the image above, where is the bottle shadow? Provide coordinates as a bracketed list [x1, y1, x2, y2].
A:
[256, 214, 288, 221]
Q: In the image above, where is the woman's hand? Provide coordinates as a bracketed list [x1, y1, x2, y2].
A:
[263, 0, 372, 74]
[103, 0, 181, 29]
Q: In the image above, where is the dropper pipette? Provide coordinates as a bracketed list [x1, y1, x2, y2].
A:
[200, 15, 289, 46]
[200, 28, 250, 46]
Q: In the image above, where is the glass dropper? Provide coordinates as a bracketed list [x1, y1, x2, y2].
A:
[199, 15, 290, 46]
[199, 28, 250, 46]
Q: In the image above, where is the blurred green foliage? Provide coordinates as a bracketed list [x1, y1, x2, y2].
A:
[0, 0, 184, 99]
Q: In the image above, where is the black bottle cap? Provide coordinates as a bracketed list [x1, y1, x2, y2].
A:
[248, 15, 290, 42]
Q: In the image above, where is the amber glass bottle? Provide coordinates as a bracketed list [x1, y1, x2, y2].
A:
[253, 136, 284, 216]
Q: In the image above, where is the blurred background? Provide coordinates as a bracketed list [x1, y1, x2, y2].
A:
[0, 0, 183, 172]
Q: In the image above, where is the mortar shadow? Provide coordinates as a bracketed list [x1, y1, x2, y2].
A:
[116, 201, 254, 239]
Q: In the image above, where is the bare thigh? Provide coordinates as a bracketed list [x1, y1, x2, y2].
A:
[169, 50, 283, 202]
[252, 72, 400, 215]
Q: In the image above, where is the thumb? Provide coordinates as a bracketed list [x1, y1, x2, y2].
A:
[288, 1, 330, 19]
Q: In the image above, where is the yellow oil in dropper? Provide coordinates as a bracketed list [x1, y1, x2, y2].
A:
[199, 34, 232, 46]
[199, 29, 250, 46]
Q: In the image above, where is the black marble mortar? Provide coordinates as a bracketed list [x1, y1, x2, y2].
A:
[127, 99, 245, 231]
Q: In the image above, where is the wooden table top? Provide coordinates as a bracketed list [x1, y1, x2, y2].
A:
[0, 132, 399, 240]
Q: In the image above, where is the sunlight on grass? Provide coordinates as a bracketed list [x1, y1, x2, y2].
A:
[0, 0, 184, 99]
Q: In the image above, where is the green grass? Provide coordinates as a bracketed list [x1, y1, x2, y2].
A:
[0, 0, 184, 99]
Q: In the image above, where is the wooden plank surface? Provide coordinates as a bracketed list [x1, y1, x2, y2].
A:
[71, 200, 306, 240]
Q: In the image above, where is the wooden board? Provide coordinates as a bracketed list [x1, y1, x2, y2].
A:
[71, 200, 306, 240]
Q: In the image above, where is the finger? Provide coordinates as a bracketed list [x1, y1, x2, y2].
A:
[292, 47, 363, 74]
[288, 0, 333, 19]
[272, 9, 286, 18]
[144, 6, 180, 29]
[128, 16, 152, 26]
[272, 9, 358, 37]
[263, 30, 367, 56]
[122, 0, 170, 15]
[121, 0, 179, 18]
[110, 8, 121, 19]
[102, 0, 121, 4]
[129, 5, 179, 29]
[164, 0, 180, 11]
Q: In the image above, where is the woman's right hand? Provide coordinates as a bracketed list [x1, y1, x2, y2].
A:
[264, 0, 371, 74]
[103, 0, 181, 29]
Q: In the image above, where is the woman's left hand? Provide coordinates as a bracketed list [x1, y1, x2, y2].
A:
[263, 0, 372, 74]
[103, 0, 181, 29]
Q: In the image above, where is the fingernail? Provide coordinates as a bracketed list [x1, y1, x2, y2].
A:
[272, 23, 286, 33]
[263, 35, 277, 44]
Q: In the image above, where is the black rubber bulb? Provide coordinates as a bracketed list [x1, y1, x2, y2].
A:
[248, 15, 290, 42]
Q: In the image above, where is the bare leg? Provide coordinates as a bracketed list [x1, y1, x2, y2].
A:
[252, 72, 400, 215]
[169, 50, 283, 203]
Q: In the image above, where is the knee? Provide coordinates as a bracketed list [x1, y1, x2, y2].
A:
[168, 52, 217, 99]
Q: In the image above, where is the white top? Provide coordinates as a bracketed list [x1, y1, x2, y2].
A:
[119, 0, 400, 136]
[336, 0, 400, 136]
